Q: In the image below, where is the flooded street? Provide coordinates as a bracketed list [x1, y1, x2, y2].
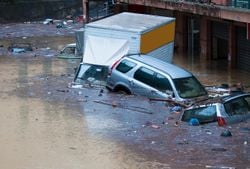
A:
[174, 53, 250, 89]
[0, 23, 250, 169]
[0, 55, 140, 169]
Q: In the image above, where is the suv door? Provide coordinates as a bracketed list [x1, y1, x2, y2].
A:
[108, 59, 137, 91]
[154, 73, 174, 98]
[132, 67, 173, 98]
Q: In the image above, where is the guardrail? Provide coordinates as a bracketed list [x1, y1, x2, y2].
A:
[232, 0, 250, 9]
[89, 3, 115, 21]
[161, 0, 250, 10]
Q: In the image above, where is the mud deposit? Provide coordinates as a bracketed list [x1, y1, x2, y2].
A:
[0, 23, 249, 169]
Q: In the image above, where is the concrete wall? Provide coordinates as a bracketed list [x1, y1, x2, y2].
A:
[0, 0, 82, 22]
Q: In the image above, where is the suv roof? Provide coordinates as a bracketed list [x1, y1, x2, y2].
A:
[126, 54, 192, 79]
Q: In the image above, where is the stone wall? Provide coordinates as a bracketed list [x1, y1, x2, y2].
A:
[0, 0, 82, 22]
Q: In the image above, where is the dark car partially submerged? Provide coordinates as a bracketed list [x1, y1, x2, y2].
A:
[181, 93, 250, 126]
[8, 43, 33, 53]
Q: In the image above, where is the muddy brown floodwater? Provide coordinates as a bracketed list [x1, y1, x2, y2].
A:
[0, 23, 250, 169]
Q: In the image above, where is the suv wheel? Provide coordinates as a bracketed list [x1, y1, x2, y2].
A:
[114, 85, 131, 95]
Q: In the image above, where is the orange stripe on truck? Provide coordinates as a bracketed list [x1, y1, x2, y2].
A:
[140, 21, 175, 54]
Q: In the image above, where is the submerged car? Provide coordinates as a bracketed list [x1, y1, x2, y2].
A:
[8, 43, 33, 53]
[106, 54, 208, 103]
[57, 43, 82, 59]
[181, 93, 250, 126]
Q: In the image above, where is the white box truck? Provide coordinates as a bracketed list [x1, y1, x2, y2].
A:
[82, 12, 176, 65]
[74, 12, 176, 85]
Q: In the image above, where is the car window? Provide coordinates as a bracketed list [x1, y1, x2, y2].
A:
[134, 67, 155, 87]
[181, 105, 217, 123]
[173, 77, 207, 98]
[244, 96, 250, 109]
[224, 96, 250, 116]
[63, 47, 75, 54]
[154, 73, 173, 92]
[116, 59, 136, 73]
[75, 64, 108, 84]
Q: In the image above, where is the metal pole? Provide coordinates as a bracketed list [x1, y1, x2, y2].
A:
[83, 0, 89, 23]
[191, 18, 194, 59]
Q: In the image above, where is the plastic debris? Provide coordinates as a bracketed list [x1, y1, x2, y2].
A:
[205, 130, 212, 135]
[56, 21, 67, 28]
[12, 48, 25, 53]
[145, 121, 153, 126]
[98, 89, 104, 96]
[189, 118, 200, 126]
[56, 23, 63, 28]
[78, 98, 87, 102]
[205, 165, 235, 169]
[177, 139, 188, 145]
[144, 121, 161, 129]
[111, 101, 118, 107]
[211, 147, 227, 152]
[43, 19, 53, 25]
[151, 124, 161, 129]
[220, 130, 232, 137]
[171, 106, 182, 112]
[174, 121, 179, 127]
[56, 89, 69, 93]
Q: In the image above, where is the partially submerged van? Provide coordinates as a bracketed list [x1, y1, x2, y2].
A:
[106, 54, 208, 103]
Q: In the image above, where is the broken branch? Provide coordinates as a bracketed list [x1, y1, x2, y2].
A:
[149, 98, 190, 108]
[93, 100, 153, 114]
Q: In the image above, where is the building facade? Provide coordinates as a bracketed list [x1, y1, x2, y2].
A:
[116, 0, 250, 72]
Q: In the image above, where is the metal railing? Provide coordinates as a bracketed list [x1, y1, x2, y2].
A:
[89, 2, 115, 21]
[232, 0, 250, 9]
[162, 0, 250, 9]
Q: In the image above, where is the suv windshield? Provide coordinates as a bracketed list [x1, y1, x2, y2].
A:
[173, 77, 207, 98]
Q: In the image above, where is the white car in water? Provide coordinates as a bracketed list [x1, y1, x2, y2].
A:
[181, 93, 250, 126]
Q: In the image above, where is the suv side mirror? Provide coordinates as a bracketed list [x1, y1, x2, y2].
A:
[166, 90, 175, 98]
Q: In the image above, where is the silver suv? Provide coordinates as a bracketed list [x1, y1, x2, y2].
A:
[106, 54, 208, 102]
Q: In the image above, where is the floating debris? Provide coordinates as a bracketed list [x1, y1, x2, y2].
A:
[220, 130, 232, 137]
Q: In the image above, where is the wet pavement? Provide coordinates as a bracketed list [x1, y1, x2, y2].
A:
[0, 23, 250, 169]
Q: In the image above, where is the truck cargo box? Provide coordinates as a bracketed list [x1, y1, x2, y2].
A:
[82, 12, 175, 65]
